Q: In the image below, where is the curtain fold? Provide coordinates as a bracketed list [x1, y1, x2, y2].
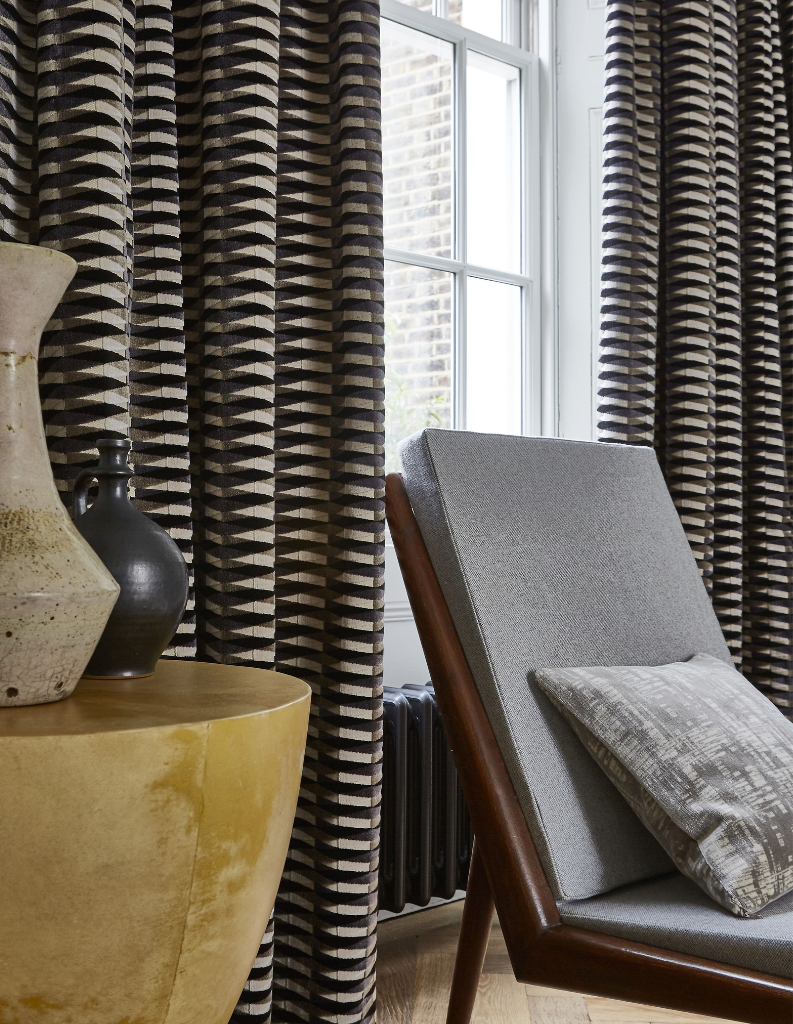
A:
[272, 2, 382, 1020]
[0, 0, 383, 1020]
[599, 0, 793, 713]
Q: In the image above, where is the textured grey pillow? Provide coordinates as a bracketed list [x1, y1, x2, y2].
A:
[533, 654, 793, 917]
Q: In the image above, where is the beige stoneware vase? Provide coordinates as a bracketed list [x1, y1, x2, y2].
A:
[0, 241, 119, 706]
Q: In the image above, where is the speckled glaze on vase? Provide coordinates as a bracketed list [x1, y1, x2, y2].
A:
[73, 439, 189, 678]
[0, 242, 120, 707]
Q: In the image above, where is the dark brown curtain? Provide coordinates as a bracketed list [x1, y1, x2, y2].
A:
[599, 0, 793, 714]
[0, 0, 384, 1020]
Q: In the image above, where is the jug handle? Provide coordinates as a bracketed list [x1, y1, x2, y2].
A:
[73, 469, 98, 519]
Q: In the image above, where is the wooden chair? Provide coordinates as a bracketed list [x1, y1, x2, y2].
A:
[385, 430, 793, 1024]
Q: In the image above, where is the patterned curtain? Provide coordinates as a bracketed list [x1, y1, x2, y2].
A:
[598, 0, 793, 715]
[0, 1, 383, 1021]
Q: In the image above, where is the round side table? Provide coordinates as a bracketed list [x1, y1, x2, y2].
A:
[0, 659, 310, 1024]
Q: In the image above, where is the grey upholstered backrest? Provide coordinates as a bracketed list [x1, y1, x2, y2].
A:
[399, 429, 732, 901]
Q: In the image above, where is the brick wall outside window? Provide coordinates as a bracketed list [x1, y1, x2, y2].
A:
[383, 17, 459, 470]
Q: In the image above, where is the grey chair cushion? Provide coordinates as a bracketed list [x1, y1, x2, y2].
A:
[558, 872, 793, 978]
[398, 429, 732, 900]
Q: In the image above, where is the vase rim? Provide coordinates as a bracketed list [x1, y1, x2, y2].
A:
[0, 240, 77, 272]
[97, 438, 132, 449]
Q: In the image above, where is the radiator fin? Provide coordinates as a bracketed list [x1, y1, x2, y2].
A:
[381, 683, 474, 914]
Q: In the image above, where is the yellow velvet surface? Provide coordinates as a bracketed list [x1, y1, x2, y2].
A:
[0, 660, 310, 1024]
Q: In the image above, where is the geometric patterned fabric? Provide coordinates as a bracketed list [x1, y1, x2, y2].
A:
[0, 1, 384, 1021]
[598, 0, 793, 713]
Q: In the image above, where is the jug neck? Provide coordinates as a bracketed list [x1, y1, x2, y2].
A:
[73, 439, 134, 518]
[95, 474, 131, 503]
[95, 440, 133, 502]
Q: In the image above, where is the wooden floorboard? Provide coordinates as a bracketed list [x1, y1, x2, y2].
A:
[377, 905, 735, 1024]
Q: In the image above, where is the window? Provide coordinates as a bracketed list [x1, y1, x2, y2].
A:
[381, 0, 538, 471]
[381, 0, 608, 692]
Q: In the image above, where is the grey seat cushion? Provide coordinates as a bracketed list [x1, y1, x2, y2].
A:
[558, 872, 793, 978]
[398, 429, 732, 900]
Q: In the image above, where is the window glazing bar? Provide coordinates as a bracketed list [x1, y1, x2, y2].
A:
[466, 264, 532, 288]
[455, 26, 466, 429]
[381, 0, 533, 66]
[383, 247, 464, 275]
[383, 245, 533, 289]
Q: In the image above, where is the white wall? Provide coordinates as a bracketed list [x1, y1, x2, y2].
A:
[556, 0, 605, 442]
[384, 541, 430, 687]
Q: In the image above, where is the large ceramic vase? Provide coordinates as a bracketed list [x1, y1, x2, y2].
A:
[0, 242, 120, 707]
[73, 438, 189, 678]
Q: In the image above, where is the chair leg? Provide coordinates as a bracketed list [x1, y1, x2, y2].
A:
[446, 839, 494, 1024]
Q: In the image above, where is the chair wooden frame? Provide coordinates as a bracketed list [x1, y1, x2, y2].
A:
[385, 472, 793, 1024]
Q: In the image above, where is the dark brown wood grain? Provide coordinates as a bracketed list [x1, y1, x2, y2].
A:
[446, 841, 495, 1024]
[385, 472, 793, 1024]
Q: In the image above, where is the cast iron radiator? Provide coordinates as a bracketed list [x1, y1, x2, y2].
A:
[381, 683, 474, 914]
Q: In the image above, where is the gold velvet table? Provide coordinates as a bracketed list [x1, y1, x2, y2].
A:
[0, 659, 311, 1024]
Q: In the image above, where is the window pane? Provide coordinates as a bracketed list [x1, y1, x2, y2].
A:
[466, 53, 520, 272]
[466, 277, 521, 434]
[397, 0, 433, 9]
[385, 261, 454, 472]
[449, 0, 502, 40]
[382, 21, 454, 259]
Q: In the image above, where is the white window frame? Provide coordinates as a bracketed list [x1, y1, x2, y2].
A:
[381, 0, 544, 436]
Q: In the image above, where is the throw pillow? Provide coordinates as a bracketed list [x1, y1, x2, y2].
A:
[533, 653, 793, 917]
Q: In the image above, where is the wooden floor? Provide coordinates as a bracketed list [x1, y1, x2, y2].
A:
[377, 903, 732, 1024]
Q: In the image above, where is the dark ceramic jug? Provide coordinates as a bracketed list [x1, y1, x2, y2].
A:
[73, 439, 188, 678]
